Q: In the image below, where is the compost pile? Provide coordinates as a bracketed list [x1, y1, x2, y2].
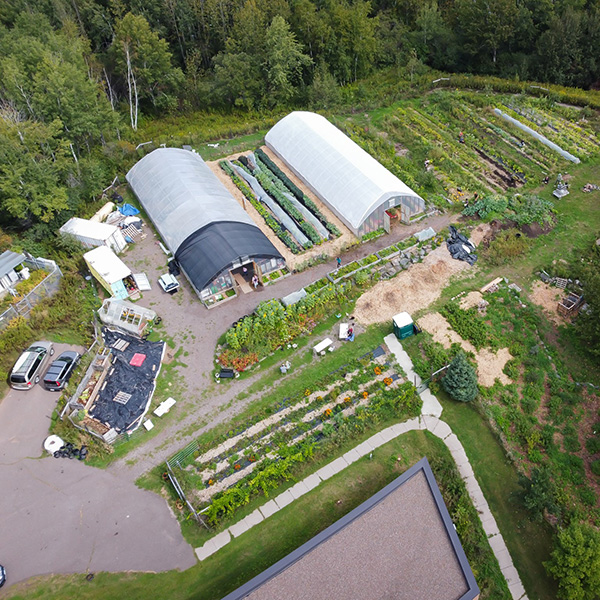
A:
[446, 226, 477, 265]
[88, 329, 164, 433]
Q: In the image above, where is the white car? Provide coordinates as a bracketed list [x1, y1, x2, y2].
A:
[158, 273, 180, 294]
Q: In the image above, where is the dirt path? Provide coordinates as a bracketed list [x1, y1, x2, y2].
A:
[529, 280, 563, 325]
[111, 211, 459, 477]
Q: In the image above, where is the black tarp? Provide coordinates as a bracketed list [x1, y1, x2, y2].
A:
[88, 329, 164, 433]
[175, 221, 282, 292]
[446, 225, 478, 265]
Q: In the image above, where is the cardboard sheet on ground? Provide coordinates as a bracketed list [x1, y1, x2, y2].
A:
[88, 329, 164, 433]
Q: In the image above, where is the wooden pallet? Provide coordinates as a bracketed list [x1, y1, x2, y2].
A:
[123, 224, 145, 241]
[112, 339, 130, 352]
[555, 278, 568, 289]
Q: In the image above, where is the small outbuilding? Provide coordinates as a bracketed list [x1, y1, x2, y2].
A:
[0, 250, 26, 294]
[60, 217, 127, 253]
[84, 246, 135, 299]
[265, 111, 426, 237]
[126, 148, 284, 307]
[393, 312, 414, 340]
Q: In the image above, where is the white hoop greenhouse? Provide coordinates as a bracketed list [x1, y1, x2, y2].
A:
[265, 112, 425, 236]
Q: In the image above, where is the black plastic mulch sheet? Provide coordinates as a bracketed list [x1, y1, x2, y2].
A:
[88, 329, 165, 433]
[446, 225, 478, 265]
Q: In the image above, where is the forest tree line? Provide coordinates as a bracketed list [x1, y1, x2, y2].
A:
[1, 0, 600, 233]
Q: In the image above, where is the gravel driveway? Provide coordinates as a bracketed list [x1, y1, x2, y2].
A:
[0, 343, 195, 588]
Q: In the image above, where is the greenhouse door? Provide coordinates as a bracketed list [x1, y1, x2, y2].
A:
[383, 210, 391, 233]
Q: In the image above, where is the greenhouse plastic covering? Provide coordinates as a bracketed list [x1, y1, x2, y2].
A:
[494, 109, 580, 164]
[265, 112, 425, 232]
[126, 149, 282, 291]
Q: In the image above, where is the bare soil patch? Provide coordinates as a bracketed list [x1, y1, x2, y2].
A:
[460, 291, 484, 310]
[418, 311, 513, 387]
[529, 281, 563, 325]
[354, 224, 490, 324]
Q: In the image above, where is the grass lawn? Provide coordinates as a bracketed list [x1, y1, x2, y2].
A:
[5, 430, 508, 600]
[438, 393, 557, 600]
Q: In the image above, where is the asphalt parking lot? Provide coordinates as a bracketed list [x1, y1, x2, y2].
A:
[0, 343, 195, 588]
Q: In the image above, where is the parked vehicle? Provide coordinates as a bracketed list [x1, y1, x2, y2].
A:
[9, 341, 54, 390]
[158, 273, 179, 294]
[0, 563, 5, 587]
[42, 351, 80, 392]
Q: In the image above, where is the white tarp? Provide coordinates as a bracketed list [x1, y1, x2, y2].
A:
[60, 217, 127, 253]
[133, 273, 151, 291]
[494, 109, 580, 164]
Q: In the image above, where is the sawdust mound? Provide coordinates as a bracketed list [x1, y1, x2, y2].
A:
[418, 312, 513, 387]
[354, 224, 490, 325]
[460, 291, 484, 310]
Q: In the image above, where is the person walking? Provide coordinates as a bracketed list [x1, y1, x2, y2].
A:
[252, 274, 259, 289]
[336, 257, 342, 270]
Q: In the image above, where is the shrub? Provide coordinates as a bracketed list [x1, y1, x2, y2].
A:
[442, 352, 479, 403]
[591, 460, 600, 477]
[354, 270, 370, 286]
[545, 522, 600, 600]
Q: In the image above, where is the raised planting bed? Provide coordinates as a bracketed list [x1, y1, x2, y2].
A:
[304, 277, 330, 294]
[359, 254, 379, 267]
[335, 261, 361, 278]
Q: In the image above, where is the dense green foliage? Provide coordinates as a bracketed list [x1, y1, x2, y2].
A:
[545, 522, 600, 600]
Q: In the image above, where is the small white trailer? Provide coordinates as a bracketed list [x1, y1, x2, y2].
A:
[60, 217, 127, 253]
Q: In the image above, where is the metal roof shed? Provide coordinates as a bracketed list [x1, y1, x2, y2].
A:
[0, 250, 26, 292]
[84, 246, 132, 299]
[265, 112, 425, 236]
[126, 148, 282, 294]
[60, 217, 127, 253]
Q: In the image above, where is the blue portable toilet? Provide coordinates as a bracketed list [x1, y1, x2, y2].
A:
[393, 312, 414, 340]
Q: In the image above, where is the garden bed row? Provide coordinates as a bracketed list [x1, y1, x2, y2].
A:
[220, 149, 341, 255]
[168, 346, 421, 526]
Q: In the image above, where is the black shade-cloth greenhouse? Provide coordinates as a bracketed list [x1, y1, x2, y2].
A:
[175, 221, 282, 292]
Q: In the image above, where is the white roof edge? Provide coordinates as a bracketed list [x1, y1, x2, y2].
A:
[84, 246, 131, 284]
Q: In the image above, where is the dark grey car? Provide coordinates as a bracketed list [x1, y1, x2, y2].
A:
[42, 351, 80, 392]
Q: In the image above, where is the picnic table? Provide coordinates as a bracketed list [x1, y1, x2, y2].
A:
[154, 397, 176, 417]
[313, 338, 333, 356]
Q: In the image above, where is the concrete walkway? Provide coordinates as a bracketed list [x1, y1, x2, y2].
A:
[193, 335, 528, 600]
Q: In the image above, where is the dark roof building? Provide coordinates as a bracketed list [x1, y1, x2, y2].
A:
[223, 458, 479, 600]
[126, 149, 283, 300]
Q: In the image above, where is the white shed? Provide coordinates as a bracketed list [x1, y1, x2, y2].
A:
[84, 246, 132, 299]
[60, 217, 127, 253]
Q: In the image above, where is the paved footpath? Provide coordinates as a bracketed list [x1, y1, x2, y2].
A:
[193, 334, 529, 600]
